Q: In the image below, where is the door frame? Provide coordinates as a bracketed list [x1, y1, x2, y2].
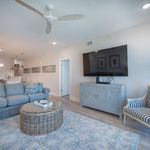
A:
[59, 57, 71, 97]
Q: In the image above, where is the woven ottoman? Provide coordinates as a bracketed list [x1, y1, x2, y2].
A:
[20, 100, 63, 135]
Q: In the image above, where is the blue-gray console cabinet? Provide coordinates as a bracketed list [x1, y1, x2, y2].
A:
[80, 82, 126, 119]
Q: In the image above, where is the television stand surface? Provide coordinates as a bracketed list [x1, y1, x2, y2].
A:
[97, 82, 110, 84]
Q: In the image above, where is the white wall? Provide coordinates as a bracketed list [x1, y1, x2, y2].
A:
[0, 57, 14, 79]
[23, 21, 150, 102]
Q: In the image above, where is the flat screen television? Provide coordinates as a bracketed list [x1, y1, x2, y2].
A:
[83, 45, 128, 76]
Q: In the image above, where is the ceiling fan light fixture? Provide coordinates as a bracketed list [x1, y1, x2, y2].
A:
[45, 16, 58, 23]
[142, 2, 150, 9]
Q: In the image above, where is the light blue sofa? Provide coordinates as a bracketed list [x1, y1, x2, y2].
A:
[0, 83, 50, 120]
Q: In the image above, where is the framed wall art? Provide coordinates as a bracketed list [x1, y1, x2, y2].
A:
[24, 68, 30, 73]
[42, 65, 56, 73]
[31, 67, 41, 73]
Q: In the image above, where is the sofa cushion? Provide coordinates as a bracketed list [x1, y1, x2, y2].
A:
[25, 82, 43, 95]
[5, 83, 24, 96]
[28, 93, 46, 102]
[124, 107, 150, 124]
[0, 84, 5, 98]
[0, 97, 7, 108]
[6, 95, 29, 106]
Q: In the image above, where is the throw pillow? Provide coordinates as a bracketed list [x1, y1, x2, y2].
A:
[25, 82, 42, 95]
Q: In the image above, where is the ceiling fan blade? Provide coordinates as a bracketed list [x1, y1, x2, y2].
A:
[58, 14, 85, 21]
[46, 22, 52, 33]
[15, 0, 43, 17]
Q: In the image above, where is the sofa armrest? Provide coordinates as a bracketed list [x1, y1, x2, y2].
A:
[43, 88, 50, 100]
[125, 96, 145, 108]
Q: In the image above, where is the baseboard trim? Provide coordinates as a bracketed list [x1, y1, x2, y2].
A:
[49, 94, 80, 103]
[70, 96, 80, 102]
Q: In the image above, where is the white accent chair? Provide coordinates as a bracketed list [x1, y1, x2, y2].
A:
[123, 86, 150, 128]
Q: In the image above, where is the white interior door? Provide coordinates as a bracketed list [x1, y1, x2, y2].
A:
[61, 59, 70, 96]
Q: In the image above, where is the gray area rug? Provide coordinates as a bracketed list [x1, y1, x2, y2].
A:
[0, 109, 140, 150]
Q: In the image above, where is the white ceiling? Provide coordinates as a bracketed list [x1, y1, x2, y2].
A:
[0, 0, 150, 59]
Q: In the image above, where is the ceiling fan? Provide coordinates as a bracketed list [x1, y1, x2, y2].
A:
[15, 0, 85, 33]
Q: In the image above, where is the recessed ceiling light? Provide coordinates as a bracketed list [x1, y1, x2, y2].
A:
[142, 2, 150, 10]
[52, 41, 56, 45]
[0, 49, 2, 52]
[0, 64, 4, 67]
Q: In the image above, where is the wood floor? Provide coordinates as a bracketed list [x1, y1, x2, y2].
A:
[50, 95, 150, 150]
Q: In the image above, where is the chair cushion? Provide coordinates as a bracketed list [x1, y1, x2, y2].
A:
[25, 82, 43, 95]
[145, 87, 150, 108]
[0, 84, 5, 98]
[28, 93, 46, 102]
[5, 83, 24, 96]
[6, 95, 29, 106]
[0, 97, 7, 108]
[124, 107, 150, 124]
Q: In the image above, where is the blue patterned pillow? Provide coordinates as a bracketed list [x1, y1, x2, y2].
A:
[25, 82, 42, 95]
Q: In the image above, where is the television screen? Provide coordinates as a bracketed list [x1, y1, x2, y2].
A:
[83, 45, 128, 76]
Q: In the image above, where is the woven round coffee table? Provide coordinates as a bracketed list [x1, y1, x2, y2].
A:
[20, 100, 63, 135]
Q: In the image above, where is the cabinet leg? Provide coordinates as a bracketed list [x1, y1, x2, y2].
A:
[124, 114, 126, 125]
